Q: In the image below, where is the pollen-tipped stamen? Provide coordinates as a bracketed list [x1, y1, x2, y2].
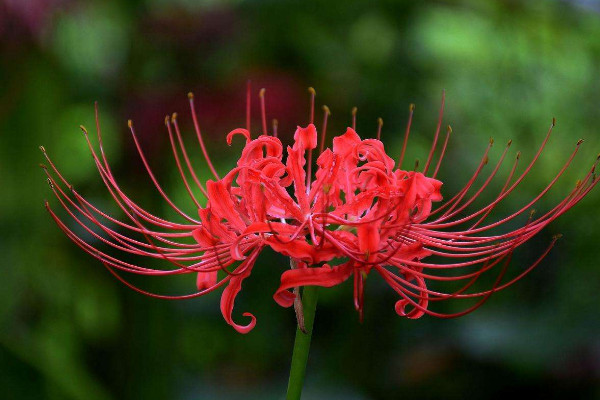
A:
[308, 87, 316, 125]
[165, 115, 202, 208]
[188, 92, 220, 180]
[171, 114, 209, 197]
[318, 105, 330, 155]
[376, 117, 383, 141]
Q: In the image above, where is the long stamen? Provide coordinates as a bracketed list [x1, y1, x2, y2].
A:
[430, 138, 494, 218]
[413, 166, 591, 250]
[46, 190, 239, 277]
[188, 92, 220, 179]
[431, 118, 550, 218]
[383, 230, 559, 313]
[318, 105, 330, 155]
[51, 183, 211, 268]
[93, 102, 113, 177]
[165, 115, 201, 208]
[306, 147, 313, 194]
[382, 175, 584, 269]
[44, 170, 196, 254]
[423, 90, 445, 175]
[466, 141, 517, 230]
[68, 183, 194, 241]
[398, 103, 415, 169]
[128, 120, 200, 224]
[171, 115, 209, 197]
[103, 259, 232, 300]
[43, 134, 193, 230]
[437, 139, 511, 223]
[259, 88, 267, 136]
[46, 202, 180, 275]
[246, 80, 251, 132]
[305, 104, 327, 192]
[308, 87, 315, 125]
[376, 117, 383, 141]
[89, 136, 194, 229]
[427, 130, 575, 232]
[432, 125, 452, 179]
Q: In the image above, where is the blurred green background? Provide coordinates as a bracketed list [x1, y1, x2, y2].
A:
[2, 0, 600, 399]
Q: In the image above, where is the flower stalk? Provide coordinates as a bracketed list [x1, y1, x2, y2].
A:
[286, 285, 319, 400]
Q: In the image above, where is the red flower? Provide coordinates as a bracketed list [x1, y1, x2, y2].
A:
[42, 87, 598, 333]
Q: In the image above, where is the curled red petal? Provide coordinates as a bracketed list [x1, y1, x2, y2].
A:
[226, 128, 251, 145]
[237, 135, 283, 167]
[220, 250, 260, 333]
[273, 262, 354, 307]
[267, 237, 315, 264]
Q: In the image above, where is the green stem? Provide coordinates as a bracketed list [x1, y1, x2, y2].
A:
[286, 285, 319, 400]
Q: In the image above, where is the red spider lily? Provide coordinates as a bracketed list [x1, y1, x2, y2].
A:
[42, 85, 598, 333]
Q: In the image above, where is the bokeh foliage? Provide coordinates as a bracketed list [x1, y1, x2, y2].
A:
[1, 0, 599, 399]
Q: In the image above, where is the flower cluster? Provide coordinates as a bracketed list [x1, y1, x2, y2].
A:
[42, 87, 598, 333]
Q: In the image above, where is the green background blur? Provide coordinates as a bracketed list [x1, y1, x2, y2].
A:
[2, 0, 600, 399]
